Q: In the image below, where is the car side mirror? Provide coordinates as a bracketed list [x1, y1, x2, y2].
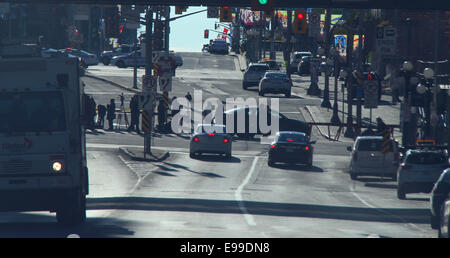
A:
[309, 140, 316, 144]
[347, 146, 352, 152]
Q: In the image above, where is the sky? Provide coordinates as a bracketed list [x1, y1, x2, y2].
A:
[139, 6, 222, 53]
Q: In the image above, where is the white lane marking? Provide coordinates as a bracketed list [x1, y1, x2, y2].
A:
[235, 157, 259, 226]
[349, 184, 427, 233]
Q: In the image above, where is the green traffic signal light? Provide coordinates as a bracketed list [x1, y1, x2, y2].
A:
[259, 0, 268, 4]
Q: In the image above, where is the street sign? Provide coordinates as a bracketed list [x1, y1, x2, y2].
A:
[138, 92, 153, 110]
[376, 26, 397, 56]
[363, 80, 378, 108]
[381, 130, 391, 154]
[159, 76, 172, 92]
[142, 74, 157, 92]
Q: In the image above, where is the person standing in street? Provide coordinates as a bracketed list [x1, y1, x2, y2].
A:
[128, 94, 140, 133]
[106, 99, 116, 131]
[97, 104, 106, 129]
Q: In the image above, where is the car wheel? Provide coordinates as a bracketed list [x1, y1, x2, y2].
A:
[189, 152, 196, 159]
[391, 173, 397, 181]
[431, 213, 440, 230]
[438, 204, 446, 238]
[268, 159, 275, 167]
[56, 189, 86, 226]
[259, 91, 264, 96]
[102, 57, 110, 65]
[243, 82, 248, 90]
[117, 60, 126, 68]
[306, 156, 313, 168]
[350, 172, 358, 180]
[225, 153, 232, 159]
[397, 186, 406, 200]
[285, 91, 291, 98]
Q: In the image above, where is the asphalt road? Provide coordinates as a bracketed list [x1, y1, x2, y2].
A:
[0, 52, 436, 238]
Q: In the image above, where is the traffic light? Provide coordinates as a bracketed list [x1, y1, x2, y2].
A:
[293, 10, 307, 34]
[153, 21, 163, 50]
[105, 6, 119, 38]
[251, 0, 275, 13]
[220, 6, 233, 22]
[175, 6, 187, 14]
[204, 29, 209, 39]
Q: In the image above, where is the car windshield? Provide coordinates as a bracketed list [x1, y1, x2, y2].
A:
[0, 92, 66, 133]
[195, 125, 226, 134]
[357, 139, 394, 152]
[265, 73, 288, 79]
[277, 133, 307, 143]
[249, 65, 269, 72]
[405, 152, 448, 165]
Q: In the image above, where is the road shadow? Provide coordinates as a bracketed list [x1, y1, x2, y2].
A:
[0, 212, 134, 238]
[192, 154, 241, 164]
[161, 161, 226, 178]
[86, 196, 431, 225]
[269, 163, 324, 173]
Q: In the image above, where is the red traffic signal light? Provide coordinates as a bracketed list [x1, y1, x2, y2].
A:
[204, 29, 209, 39]
[293, 10, 307, 34]
[220, 6, 233, 22]
[297, 13, 304, 20]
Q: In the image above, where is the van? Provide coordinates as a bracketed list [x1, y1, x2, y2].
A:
[347, 136, 400, 180]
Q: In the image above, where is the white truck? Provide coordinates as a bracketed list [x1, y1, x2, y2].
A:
[0, 44, 88, 225]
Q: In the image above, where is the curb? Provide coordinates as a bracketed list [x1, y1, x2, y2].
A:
[119, 147, 170, 162]
[83, 73, 141, 93]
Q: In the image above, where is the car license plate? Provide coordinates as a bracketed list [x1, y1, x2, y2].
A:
[285, 149, 294, 152]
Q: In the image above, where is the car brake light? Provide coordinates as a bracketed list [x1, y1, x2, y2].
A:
[401, 163, 411, 169]
[193, 137, 199, 142]
[208, 134, 215, 136]
[271, 144, 276, 149]
[288, 139, 294, 142]
[305, 146, 309, 151]
[223, 138, 229, 143]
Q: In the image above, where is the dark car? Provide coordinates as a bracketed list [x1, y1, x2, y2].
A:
[258, 59, 280, 70]
[297, 56, 311, 75]
[219, 106, 312, 138]
[208, 40, 229, 55]
[268, 131, 316, 167]
[100, 44, 140, 65]
[430, 169, 450, 230]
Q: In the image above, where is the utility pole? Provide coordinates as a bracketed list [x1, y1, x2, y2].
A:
[285, 10, 292, 78]
[144, 7, 153, 154]
[321, 9, 332, 108]
[344, 28, 355, 138]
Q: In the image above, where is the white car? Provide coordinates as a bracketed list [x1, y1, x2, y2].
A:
[189, 124, 232, 159]
[259, 72, 292, 97]
[60, 48, 99, 66]
[347, 136, 400, 180]
[397, 149, 449, 199]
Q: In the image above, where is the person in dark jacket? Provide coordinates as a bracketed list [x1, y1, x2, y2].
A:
[106, 99, 116, 131]
[97, 104, 106, 129]
[128, 94, 140, 133]
[376, 117, 387, 136]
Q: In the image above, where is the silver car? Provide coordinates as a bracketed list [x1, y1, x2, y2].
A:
[289, 51, 312, 73]
[60, 48, 99, 66]
[111, 50, 145, 68]
[347, 136, 400, 180]
[243, 63, 270, 89]
[259, 72, 292, 97]
[189, 124, 232, 159]
[397, 150, 449, 199]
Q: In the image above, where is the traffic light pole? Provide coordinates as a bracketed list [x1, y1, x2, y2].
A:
[344, 29, 355, 139]
[144, 7, 153, 155]
[321, 10, 332, 109]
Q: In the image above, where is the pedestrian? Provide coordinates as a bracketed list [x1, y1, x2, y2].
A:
[128, 94, 140, 133]
[376, 117, 387, 136]
[97, 104, 106, 129]
[185, 92, 192, 102]
[89, 96, 97, 130]
[157, 99, 167, 132]
[106, 99, 116, 131]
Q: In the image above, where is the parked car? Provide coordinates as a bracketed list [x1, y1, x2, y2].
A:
[41, 48, 86, 75]
[258, 59, 280, 70]
[297, 56, 311, 75]
[397, 149, 449, 199]
[208, 40, 229, 55]
[242, 63, 270, 89]
[100, 44, 139, 65]
[111, 50, 145, 68]
[268, 131, 315, 167]
[430, 169, 450, 230]
[219, 106, 311, 138]
[60, 48, 98, 66]
[259, 72, 292, 97]
[289, 51, 312, 73]
[347, 136, 400, 180]
[189, 124, 232, 159]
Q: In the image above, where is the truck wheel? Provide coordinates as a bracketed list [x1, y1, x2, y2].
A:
[56, 189, 86, 226]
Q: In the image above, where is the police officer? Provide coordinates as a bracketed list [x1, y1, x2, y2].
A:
[128, 94, 140, 133]
[106, 99, 116, 131]
[97, 104, 106, 129]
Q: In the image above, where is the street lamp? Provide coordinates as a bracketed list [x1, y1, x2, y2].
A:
[330, 47, 341, 125]
[307, 47, 323, 96]
[418, 67, 434, 139]
[400, 60, 415, 146]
